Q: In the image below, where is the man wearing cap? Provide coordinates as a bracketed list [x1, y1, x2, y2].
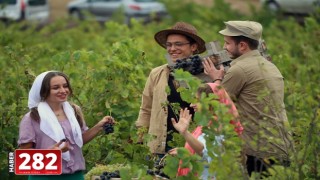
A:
[203, 20, 294, 177]
[135, 22, 210, 160]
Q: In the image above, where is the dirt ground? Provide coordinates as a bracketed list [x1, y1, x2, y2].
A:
[200, 0, 260, 14]
[48, 0, 73, 21]
[48, 0, 260, 21]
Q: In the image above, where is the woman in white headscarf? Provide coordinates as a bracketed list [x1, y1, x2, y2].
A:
[18, 71, 115, 180]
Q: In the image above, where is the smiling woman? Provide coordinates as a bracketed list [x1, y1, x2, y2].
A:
[46, 76, 70, 110]
[18, 71, 116, 179]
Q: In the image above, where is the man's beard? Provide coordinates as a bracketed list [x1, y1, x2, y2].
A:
[230, 49, 241, 59]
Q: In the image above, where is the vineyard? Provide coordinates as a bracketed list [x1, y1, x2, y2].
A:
[1, 0, 319, 179]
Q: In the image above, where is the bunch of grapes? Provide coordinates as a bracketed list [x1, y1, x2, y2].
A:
[96, 170, 120, 180]
[146, 164, 170, 179]
[174, 55, 204, 75]
[104, 123, 114, 134]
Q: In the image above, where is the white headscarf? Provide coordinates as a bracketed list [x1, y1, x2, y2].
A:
[28, 71, 83, 161]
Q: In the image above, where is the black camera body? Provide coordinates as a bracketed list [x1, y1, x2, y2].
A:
[173, 41, 231, 75]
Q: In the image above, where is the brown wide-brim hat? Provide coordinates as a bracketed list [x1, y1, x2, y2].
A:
[154, 22, 206, 54]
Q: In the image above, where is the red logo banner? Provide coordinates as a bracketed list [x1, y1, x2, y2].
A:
[15, 149, 62, 175]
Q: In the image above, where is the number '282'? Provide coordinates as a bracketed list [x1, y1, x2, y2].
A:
[14, 149, 62, 175]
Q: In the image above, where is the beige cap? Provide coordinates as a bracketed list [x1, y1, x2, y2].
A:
[219, 21, 262, 41]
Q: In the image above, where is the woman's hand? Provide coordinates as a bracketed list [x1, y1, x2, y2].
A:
[97, 116, 115, 130]
[171, 108, 192, 135]
[82, 116, 116, 144]
[50, 139, 70, 153]
[168, 148, 178, 156]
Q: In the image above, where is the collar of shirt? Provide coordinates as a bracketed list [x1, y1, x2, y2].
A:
[230, 50, 261, 66]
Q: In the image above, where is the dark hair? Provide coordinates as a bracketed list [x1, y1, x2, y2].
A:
[196, 84, 221, 104]
[231, 36, 259, 50]
[196, 84, 219, 114]
[197, 84, 214, 97]
[185, 36, 199, 54]
[30, 72, 83, 127]
[185, 35, 197, 45]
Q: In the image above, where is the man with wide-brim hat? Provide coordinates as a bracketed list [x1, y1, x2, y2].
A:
[136, 22, 210, 161]
[154, 21, 206, 57]
[202, 20, 294, 178]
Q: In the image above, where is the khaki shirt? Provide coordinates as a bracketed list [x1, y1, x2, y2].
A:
[136, 64, 211, 154]
[222, 50, 293, 160]
[136, 64, 170, 154]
